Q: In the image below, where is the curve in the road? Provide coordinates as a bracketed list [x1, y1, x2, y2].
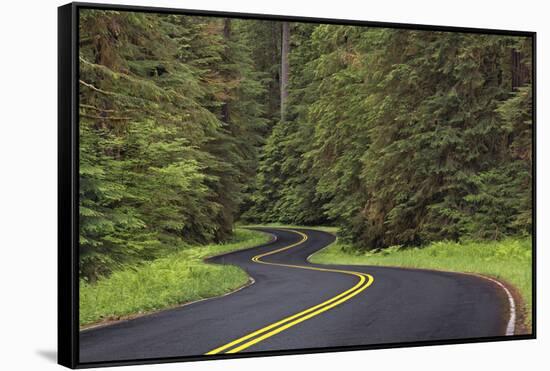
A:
[79, 227, 511, 364]
[206, 229, 374, 354]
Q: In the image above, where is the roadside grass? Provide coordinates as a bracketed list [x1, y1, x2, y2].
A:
[310, 236, 533, 330]
[80, 228, 271, 327]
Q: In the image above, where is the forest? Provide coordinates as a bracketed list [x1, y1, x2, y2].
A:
[79, 10, 532, 281]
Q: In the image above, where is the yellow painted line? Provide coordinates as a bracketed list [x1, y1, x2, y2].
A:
[205, 229, 374, 355]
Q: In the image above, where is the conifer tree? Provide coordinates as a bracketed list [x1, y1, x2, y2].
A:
[79, 10, 533, 278]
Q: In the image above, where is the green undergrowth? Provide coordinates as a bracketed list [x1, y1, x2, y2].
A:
[80, 228, 271, 327]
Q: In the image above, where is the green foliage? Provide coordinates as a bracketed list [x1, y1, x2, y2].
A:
[456, 85, 532, 239]
[243, 23, 332, 225]
[236, 20, 282, 127]
[79, 228, 271, 326]
[79, 10, 532, 284]
[79, 10, 266, 280]
[251, 26, 533, 250]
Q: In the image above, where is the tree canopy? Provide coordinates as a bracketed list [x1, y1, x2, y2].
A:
[79, 10, 533, 280]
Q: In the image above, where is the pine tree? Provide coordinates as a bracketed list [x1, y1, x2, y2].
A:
[78, 10, 266, 280]
[79, 9, 533, 276]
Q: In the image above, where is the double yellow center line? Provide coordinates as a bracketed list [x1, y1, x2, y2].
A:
[205, 229, 374, 355]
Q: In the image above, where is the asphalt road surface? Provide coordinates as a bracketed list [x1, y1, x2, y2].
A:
[80, 227, 511, 363]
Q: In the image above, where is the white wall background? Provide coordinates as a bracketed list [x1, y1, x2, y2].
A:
[0, 0, 545, 369]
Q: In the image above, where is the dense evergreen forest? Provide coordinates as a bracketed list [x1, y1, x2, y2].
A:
[79, 10, 532, 281]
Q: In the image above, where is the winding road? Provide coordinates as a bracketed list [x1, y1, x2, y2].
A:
[80, 227, 511, 363]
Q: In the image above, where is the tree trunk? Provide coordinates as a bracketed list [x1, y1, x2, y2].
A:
[280, 22, 290, 121]
[511, 49, 530, 90]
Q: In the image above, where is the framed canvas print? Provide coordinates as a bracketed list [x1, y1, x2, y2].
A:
[58, 2, 536, 368]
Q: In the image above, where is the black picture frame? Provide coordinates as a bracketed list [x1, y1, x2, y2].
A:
[58, 2, 537, 368]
